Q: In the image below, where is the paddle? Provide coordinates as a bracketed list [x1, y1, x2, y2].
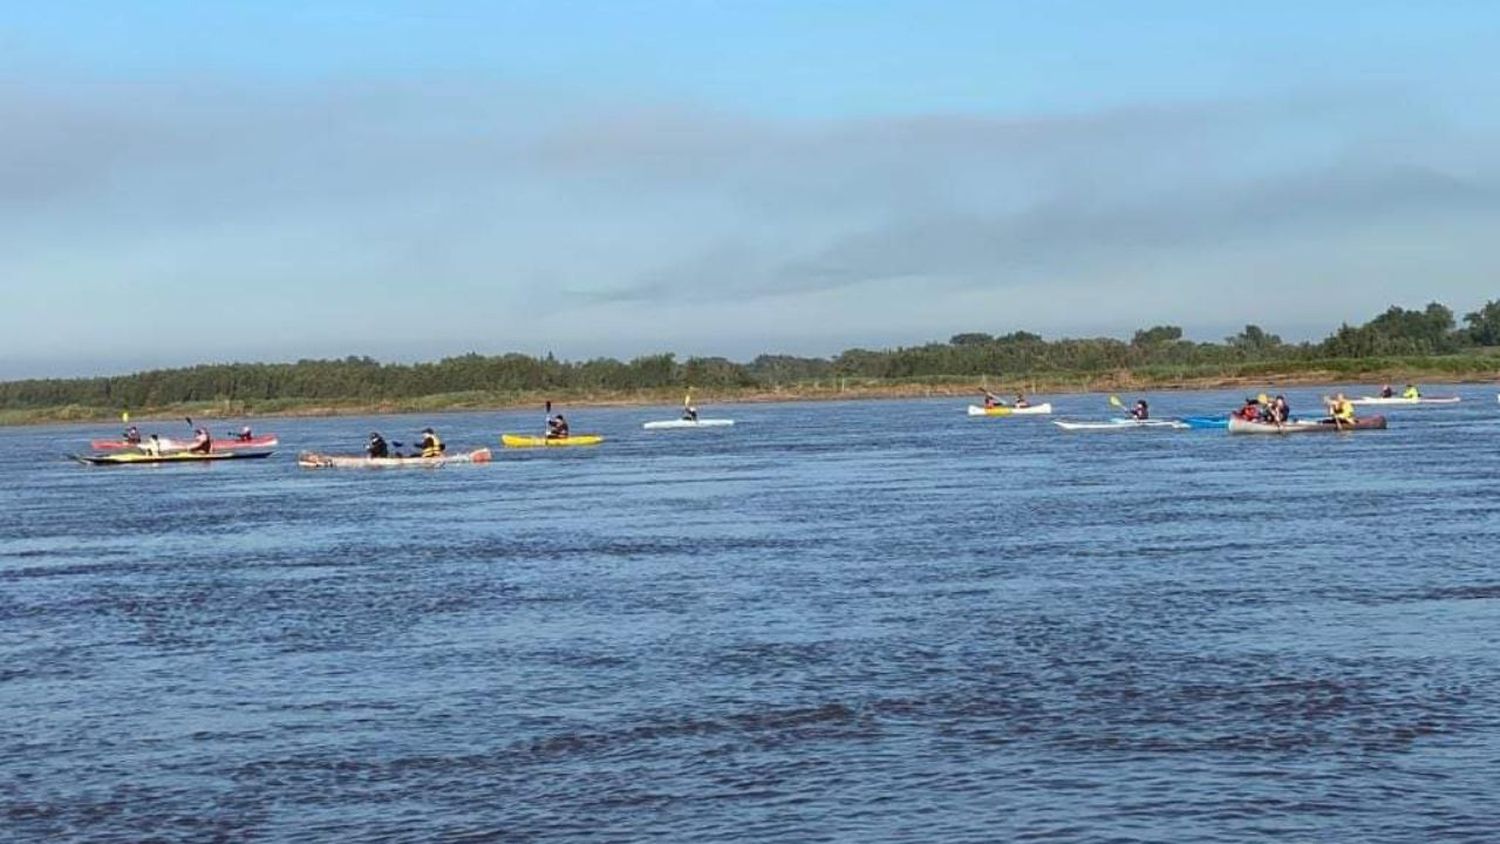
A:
[1108, 394, 1134, 417]
[545, 400, 552, 438]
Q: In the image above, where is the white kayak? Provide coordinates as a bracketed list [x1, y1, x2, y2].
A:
[642, 418, 735, 430]
[297, 448, 493, 468]
[1052, 418, 1189, 431]
[966, 403, 1053, 416]
[1349, 395, 1461, 406]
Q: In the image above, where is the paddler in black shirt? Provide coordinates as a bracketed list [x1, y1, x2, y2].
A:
[367, 432, 389, 458]
[547, 414, 570, 439]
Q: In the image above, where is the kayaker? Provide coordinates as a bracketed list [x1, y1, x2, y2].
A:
[981, 389, 1002, 409]
[1326, 393, 1356, 425]
[1130, 399, 1149, 420]
[188, 427, 213, 454]
[1237, 398, 1261, 422]
[1402, 384, 1421, 399]
[367, 432, 389, 458]
[547, 414, 570, 439]
[1014, 392, 1030, 408]
[1272, 395, 1291, 423]
[417, 428, 444, 457]
[144, 434, 163, 456]
[234, 426, 253, 442]
[682, 405, 699, 422]
[1380, 384, 1394, 398]
[123, 425, 141, 445]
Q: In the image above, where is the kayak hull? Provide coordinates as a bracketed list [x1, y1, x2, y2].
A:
[1227, 415, 1388, 434]
[74, 449, 276, 465]
[1052, 419, 1188, 431]
[967, 403, 1053, 416]
[1350, 396, 1460, 406]
[297, 448, 493, 468]
[1180, 415, 1230, 429]
[89, 434, 279, 452]
[502, 434, 604, 448]
[643, 419, 735, 430]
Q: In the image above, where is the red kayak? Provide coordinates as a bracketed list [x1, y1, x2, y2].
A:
[89, 434, 280, 452]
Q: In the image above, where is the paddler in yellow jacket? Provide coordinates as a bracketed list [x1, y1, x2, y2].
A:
[417, 428, 444, 457]
[1326, 393, 1356, 426]
[1401, 384, 1421, 399]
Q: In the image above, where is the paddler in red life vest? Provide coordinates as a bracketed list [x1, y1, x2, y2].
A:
[188, 428, 212, 454]
[547, 414, 570, 439]
[417, 428, 444, 457]
[1130, 399, 1149, 420]
[981, 389, 1001, 409]
[1237, 398, 1261, 421]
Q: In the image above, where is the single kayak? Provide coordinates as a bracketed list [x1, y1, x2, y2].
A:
[1349, 396, 1460, 406]
[501, 434, 604, 448]
[1052, 418, 1188, 431]
[73, 449, 276, 465]
[297, 448, 493, 468]
[1180, 415, 1230, 430]
[1227, 415, 1388, 434]
[643, 419, 735, 430]
[89, 434, 280, 451]
[967, 403, 1053, 417]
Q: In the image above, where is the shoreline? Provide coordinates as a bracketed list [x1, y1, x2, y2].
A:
[4, 369, 1496, 428]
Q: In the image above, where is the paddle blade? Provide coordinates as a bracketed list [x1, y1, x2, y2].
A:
[1108, 395, 1125, 409]
[121, 411, 130, 424]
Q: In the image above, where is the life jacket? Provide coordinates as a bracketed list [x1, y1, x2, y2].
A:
[1239, 405, 1259, 420]
[420, 433, 443, 457]
[1334, 400, 1355, 421]
[1402, 387, 1420, 399]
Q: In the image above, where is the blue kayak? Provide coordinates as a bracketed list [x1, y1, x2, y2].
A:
[1180, 415, 1229, 430]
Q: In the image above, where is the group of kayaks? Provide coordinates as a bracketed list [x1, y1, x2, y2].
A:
[968, 388, 1465, 435]
[73, 401, 736, 469]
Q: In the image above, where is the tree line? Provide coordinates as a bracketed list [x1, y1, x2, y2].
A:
[3, 300, 1498, 410]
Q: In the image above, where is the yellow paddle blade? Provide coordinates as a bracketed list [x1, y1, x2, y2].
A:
[121, 411, 130, 423]
[1108, 394, 1125, 408]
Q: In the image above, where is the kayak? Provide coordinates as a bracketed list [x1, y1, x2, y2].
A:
[967, 403, 1053, 416]
[1349, 396, 1460, 406]
[1180, 415, 1230, 430]
[1052, 418, 1188, 431]
[297, 448, 493, 468]
[1227, 415, 1388, 434]
[89, 434, 279, 451]
[73, 449, 276, 465]
[643, 419, 735, 430]
[501, 434, 604, 448]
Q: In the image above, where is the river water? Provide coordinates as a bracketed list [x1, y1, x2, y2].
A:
[4, 386, 1499, 841]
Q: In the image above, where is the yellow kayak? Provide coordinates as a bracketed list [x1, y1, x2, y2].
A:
[501, 434, 604, 448]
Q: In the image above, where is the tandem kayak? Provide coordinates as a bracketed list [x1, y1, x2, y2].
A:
[1227, 415, 1388, 434]
[643, 419, 735, 430]
[501, 434, 604, 448]
[89, 434, 280, 452]
[297, 448, 493, 468]
[1052, 418, 1188, 431]
[1180, 415, 1230, 430]
[73, 449, 276, 465]
[967, 403, 1053, 417]
[1349, 396, 1460, 406]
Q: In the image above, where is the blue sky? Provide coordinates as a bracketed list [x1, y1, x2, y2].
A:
[3, 1, 1499, 377]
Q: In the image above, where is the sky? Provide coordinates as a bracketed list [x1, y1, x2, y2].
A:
[3, 1, 1499, 378]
